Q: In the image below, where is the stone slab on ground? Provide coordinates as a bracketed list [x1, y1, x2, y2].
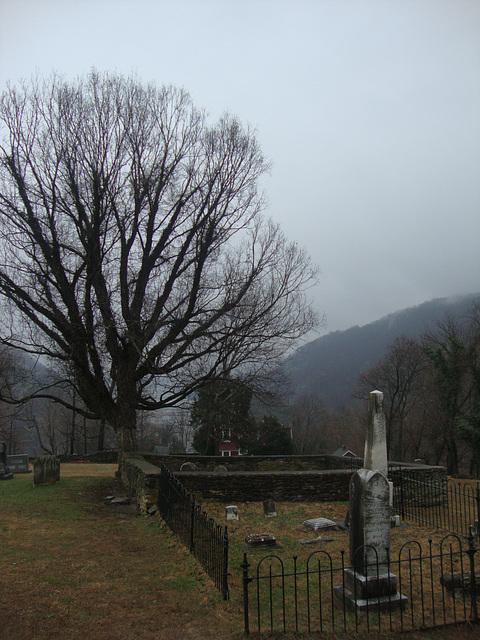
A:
[303, 517, 337, 531]
[245, 533, 276, 547]
[299, 536, 334, 545]
[109, 496, 130, 505]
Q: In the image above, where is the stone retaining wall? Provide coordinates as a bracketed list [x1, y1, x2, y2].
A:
[120, 455, 447, 510]
[143, 453, 353, 472]
[175, 469, 353, 502]
[119, 456, 162, 514]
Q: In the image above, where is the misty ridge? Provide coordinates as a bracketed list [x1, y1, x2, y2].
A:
[284, 292, 480, 408]
[15, 292, 480, 411]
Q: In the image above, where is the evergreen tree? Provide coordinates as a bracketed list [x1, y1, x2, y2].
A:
[191, 379, 254, 454]
[248, 415, 293, 455]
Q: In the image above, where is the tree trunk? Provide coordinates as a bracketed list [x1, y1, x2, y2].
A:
[116, 424, 137, 453]
[446, 437, 458, 475]
[113, 405, 138, 474]
[97, 419, 105, 452]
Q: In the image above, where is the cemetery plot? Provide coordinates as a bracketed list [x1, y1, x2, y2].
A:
[243, 535, 478, 635]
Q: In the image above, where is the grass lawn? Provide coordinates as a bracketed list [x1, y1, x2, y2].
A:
[1, 463, 478, 640]
[0, 464, 241, 640]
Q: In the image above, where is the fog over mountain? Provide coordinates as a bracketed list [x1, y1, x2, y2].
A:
[284, 293, 480, 408]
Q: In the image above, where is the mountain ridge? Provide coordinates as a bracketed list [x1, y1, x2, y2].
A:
[284, 292, 480, 408]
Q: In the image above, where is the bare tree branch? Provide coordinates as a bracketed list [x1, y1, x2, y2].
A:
[0, 71, 319, 453]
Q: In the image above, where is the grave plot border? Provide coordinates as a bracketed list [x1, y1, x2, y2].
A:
[241, 529, 479, 635]
[157, 463, 230, 600]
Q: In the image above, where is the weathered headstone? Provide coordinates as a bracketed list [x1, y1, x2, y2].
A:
[0, 442, 13, 480]
[214, 464, 228, 473]
[226, 505, 239, 520]
[263, 498, 277, 518]
[348, 469, 391, 573]
[109, 496, 130, 505]
[180, 462, 198, 471]
[334, 391, 407, 612]
[7, 454, 31, 474]
[364, 390, 394, 507]
[33, 456, 60, 487]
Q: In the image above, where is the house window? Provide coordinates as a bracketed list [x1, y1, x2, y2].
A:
[221, 429, 231, 442]
[222, 450, 231, 457]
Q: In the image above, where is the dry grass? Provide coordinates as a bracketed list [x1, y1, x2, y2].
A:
[200, 497, 479, 636]
[0, 464, 241, 640]
[1, 463, 478, 640]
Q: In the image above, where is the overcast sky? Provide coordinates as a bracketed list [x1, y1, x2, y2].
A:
[1, 0, 479, 335]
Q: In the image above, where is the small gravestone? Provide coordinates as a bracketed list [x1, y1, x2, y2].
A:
[334, 391, 407, 612]
[0, 442, 13, 480]
[226, 505, 239, 520]
[263, 499, 277, 518]
[33, 456, 60, 487]
[245, 533, 276, 547]
[303, 517, 337, 531]
[180, 462, 198, 471]
[7, 454, 31, 474]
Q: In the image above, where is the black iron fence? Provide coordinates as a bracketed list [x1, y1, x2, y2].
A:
[157, 463, 229, 599]
[390, 469, 480, 539]
[241, 531, 479, 635]
[347, 457, 480, 538]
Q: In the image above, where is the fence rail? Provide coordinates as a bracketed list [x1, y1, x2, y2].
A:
[391, 469, 480, 538]
[242, 531, 479, 635]
[348, 457, 480, 538]
[156, 463, 229, 599]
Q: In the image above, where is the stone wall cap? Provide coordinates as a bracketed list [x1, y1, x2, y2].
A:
[175, 469, 353, 476]
[124, 457, 162, 475]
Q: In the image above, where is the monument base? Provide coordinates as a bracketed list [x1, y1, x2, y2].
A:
[344, 567, 398, 599]
[334, 567, 408, 614]
[334, 585, 408, 613]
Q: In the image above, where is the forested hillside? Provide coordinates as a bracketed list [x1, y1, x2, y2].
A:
[284, 293, 480, 408]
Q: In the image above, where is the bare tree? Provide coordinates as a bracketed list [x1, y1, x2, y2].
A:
[291, 394, 328, 454]
[354, 336, 427, 461]
[0, 346, 30, 452]
[0, 71, 318, 455]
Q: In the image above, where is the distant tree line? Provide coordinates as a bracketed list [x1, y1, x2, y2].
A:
[288, 304, 480, 476]
[3, 305, 478, 470]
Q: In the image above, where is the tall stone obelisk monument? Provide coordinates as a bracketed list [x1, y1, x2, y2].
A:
[335, 390, 407, 611]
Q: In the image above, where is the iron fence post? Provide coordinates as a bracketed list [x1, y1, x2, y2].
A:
[223, 525, 229, 600]
[399, 466, 405, 519]
[467, 526, 478, 622]
[241, 552, 251, 635]
[189, 496, 195, 553]
[476, 484, 480, 537]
